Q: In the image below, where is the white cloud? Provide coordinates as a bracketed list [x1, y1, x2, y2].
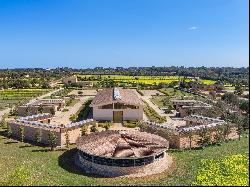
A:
[188, 26, 198, 30]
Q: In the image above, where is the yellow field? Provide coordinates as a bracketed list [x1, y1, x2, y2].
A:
[77, 75, 216, 85]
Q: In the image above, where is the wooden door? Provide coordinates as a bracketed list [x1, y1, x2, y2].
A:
[113, 111, 123, 123]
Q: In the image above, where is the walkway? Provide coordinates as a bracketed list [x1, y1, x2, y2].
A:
[51, 96, 93, 125]
[140, 95, 173, 123]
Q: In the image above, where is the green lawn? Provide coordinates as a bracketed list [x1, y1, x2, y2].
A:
[0, 127, 248, 186]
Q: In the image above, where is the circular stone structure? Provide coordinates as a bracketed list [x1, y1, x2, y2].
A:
[75, 130, 172, 177]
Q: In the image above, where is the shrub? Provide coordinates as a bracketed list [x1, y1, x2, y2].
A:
[81, 125, 88, 136]
[90, 123, 98, 133]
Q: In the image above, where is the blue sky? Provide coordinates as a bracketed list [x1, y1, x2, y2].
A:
[0, 0, 248, 68]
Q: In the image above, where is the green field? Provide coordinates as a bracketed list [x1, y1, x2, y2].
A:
[77, 75, 216, 85]
[0, 127, 248, 186]
[0, 89, 51, 110]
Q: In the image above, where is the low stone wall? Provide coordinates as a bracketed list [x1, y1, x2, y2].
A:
[75, 151, 172, 177]
[8, 121, 92, 146]
[140, 123, 238, 149]
[8, 122, 62, 145]
[140, 123, 181, 149]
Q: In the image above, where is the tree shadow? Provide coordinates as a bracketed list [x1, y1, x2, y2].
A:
[57, 148, 102, 178]
[19, 144, 33, 148]
[4, 141, 18, 144]
[32, 149, 51, 152]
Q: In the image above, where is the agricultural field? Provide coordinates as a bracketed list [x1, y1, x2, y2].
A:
[77, 75, 216, 85]
[0, 89, 51, 110]
[0, 127, 248, 186]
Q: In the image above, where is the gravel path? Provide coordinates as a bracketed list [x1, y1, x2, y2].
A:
[140, 95, 173, 123]
[51, 96, 93, 125]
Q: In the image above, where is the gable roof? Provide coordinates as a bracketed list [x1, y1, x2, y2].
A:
[90, 88, 143, 107]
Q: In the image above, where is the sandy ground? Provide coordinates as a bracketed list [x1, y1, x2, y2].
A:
[109, 123, 140, 131]
[68, 89, 97, 96]
[139, 90, 165, 96]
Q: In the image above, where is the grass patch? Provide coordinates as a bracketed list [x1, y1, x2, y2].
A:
[123, 120, 141, 128]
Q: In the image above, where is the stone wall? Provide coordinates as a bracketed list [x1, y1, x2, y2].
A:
[75, 151, 171, 177]
[8, 122, 92, 146]
[140, 123, 181, 149]
[18, 105, 55, 117]
[140, 123, 238, 149]
[8, 122, 62, 145]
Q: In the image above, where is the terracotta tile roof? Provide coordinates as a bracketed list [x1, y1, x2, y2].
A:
[90, 88, 143, 107]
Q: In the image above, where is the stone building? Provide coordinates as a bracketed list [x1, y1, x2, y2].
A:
[18, 99, 65, 116]
[171, 99, 212, 117]
[75, 130, 170, 177]
[62, 75, 78, 85]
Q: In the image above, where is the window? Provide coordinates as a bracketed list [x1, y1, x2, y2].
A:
[99, 104, 113, 109]
[114, 103, 126, 109]
[126, 104, 139, 109]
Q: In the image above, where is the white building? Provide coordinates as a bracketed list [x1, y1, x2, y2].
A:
[90, 88, 144, 122]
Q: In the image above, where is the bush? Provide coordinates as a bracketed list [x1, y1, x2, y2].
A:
[123, 120, 141, 128]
